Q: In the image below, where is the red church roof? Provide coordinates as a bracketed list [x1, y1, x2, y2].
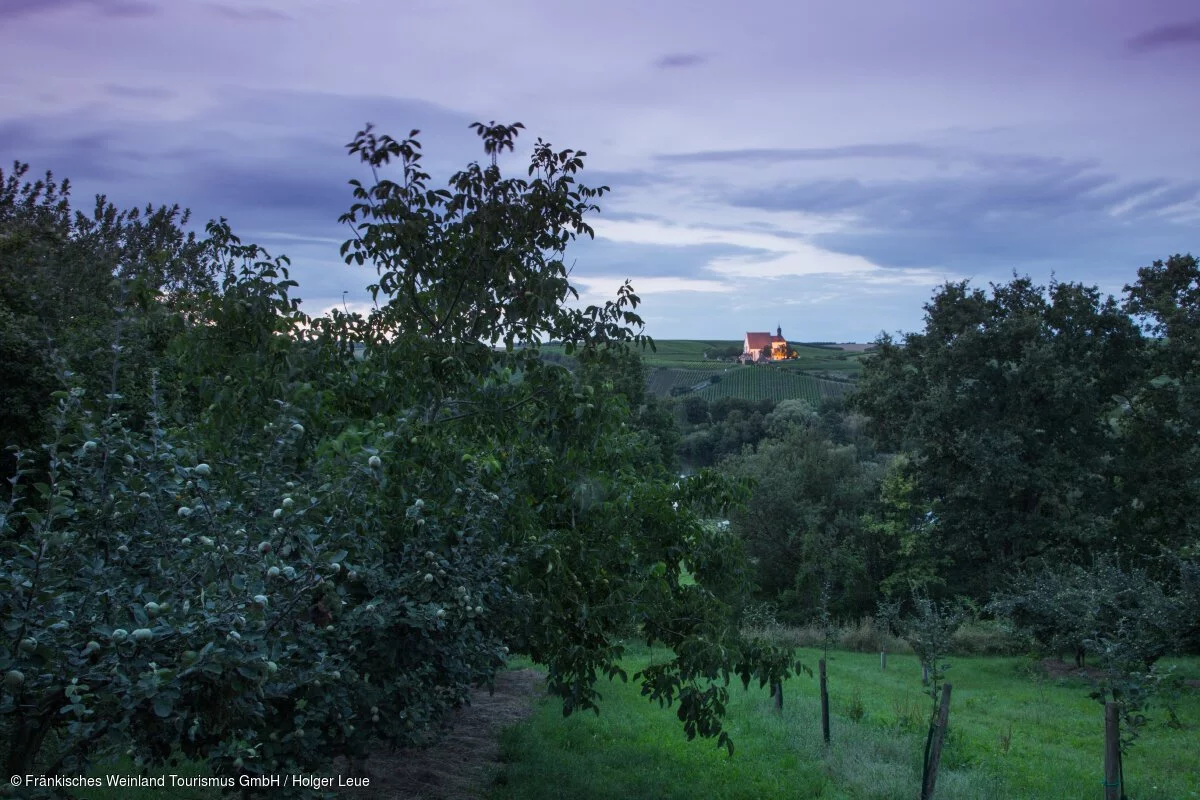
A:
[745, 332, 786, 348]
[745, 332, 775, 350]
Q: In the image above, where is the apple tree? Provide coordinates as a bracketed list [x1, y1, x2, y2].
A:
[1, 119, 795, 795]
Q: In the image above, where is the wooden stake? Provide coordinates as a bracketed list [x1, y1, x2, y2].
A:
[1104, 702, 1121, 800]
[921, 683, 952, 800]
[819, 659, 830, 745]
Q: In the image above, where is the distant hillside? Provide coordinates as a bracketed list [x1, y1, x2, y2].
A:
[640, 340, 867, 372]
[646, 364, 854, 404]
[539, 340, 866, 404]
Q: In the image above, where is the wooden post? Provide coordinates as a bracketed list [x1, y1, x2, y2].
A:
[770, 679, 783, 712]
[819, 659, 830, 745]
[880, 650, 887, 670]
[920, 683, 952, 800]
[1104, 702, 1121, 800]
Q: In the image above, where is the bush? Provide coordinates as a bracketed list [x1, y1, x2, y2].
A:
[740, 617, 914, 655]
[839, 617, 908, 654]
[844, 689, 866, 724]
[739, 615, 1032, 657]
[0, 394, 510, 783]
[739, 624, 808, 652]
[987, 557, 1187, 669]
[950, 620, 1031, 656]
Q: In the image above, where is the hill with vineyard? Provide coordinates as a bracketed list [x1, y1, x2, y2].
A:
[638, 340, 866, 403]
[539, 340, 869, 403]
[645, 364, 853, 403]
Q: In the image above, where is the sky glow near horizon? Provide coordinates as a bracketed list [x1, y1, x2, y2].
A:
[1, 0, 1197, 341]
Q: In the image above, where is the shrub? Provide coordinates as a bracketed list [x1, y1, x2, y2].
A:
[988, 556, 1187, 669]
[740, 615, 1036, 657]
[739, 624, 806, 652]
[950, 620, 1031, 656]
[839, 616, 907, 654]
[845, 689, 866, 724]
[891, 693, 925, 732]
[0, 393, 509, 782]
[898, 593, 963, 703]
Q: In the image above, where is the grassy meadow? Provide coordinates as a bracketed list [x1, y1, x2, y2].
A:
[73, 644, 1200, 799]
[78, 756, 217, 800]
[491, 646, 1200, 800]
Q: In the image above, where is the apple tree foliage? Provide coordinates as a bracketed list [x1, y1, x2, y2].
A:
[988, 555, 1197, 749]
[1, 123, 794, 793]
[0, 162, 213, 460]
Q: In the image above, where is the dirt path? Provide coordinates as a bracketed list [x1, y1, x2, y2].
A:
[342, 669, 545, 800]
[1039, 657, 1114, 681]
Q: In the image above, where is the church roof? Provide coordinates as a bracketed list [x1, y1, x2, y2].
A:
[745, 332, 774, 349]
[745, 331, 787, 349]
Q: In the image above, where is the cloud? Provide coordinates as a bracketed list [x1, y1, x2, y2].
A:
[656, 145, 1103, 179]
[593, 217, 796, 254]
[246, 231, 345, 246]
[567, 236, 771, 282]
[309, 299, 376, 320]
[732, 169, 1126, 223]
[653, 53, 708, 69]
[0, 0, 65, 16]
[0, 121, 146, 181]
[104, 84, 175, 100]
[578, 169, 665, 190]
[574, 275, 728, 301]
[0, 88, 499, 316]
[0, 0, 156, 19]
[709, 142, 1198, 275]
[206, 3, 292, 22]
[589, 215, 958, 291]
[1117, 181, 1200, 215]
[705, 249, 882, 280]
[1127, 19, 1200, 53]
[10, 95, 1175, 340]
[656, 143, 942, 164]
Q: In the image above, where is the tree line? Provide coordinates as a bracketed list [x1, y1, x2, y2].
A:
[685, 268, 1199, 672]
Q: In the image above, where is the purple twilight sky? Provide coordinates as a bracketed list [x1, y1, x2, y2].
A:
[1, 0, 1197, 341]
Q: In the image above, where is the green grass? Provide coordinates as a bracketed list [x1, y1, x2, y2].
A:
[78, 755, 218, 800]
[491, 647, 1200, 800]
[640, 340, 740, 367]
[70, 648, 1200, 800]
